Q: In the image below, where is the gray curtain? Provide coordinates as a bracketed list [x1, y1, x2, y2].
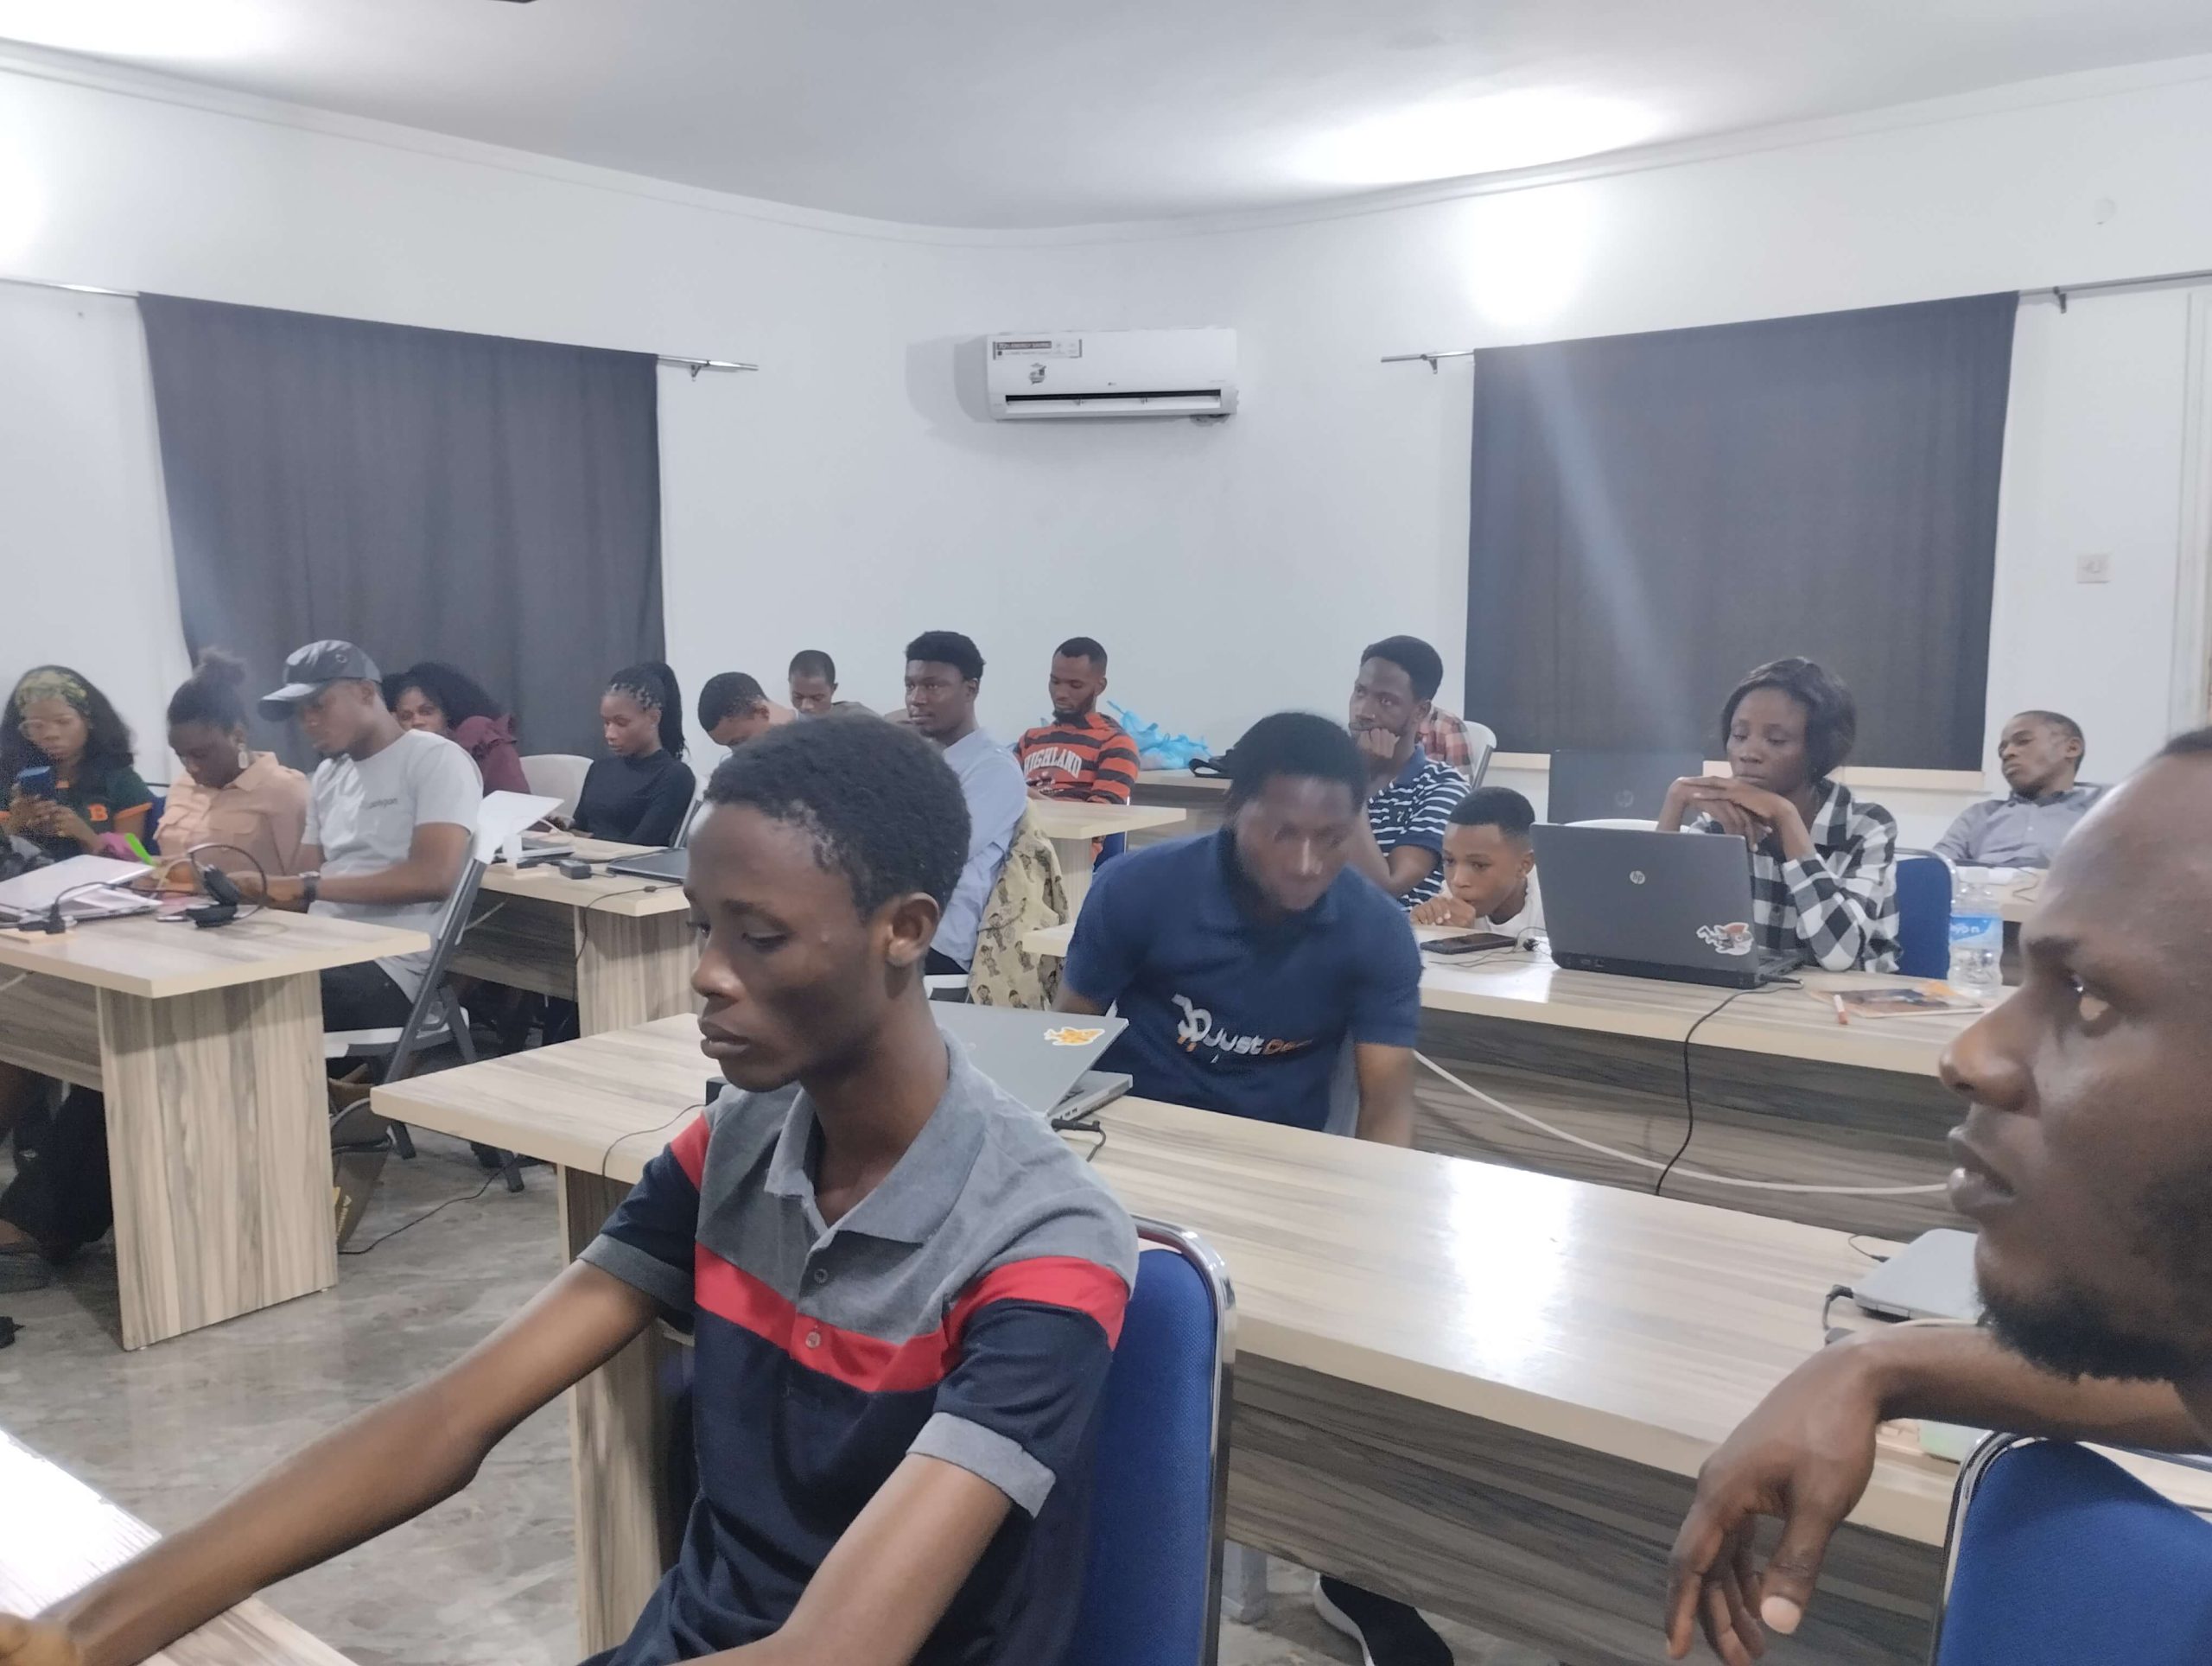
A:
[138, 294, 664, 765]
[1464, 293, 2017, 770]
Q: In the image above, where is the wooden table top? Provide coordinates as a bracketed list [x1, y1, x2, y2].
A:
[1133, 770, 1230, 795]
[371, 1014, 1967, 1546]
[1021, 920, 1982, 1078]
[0, 911, 429, 1000]
[0, 1429, 356, 1664]
[1025, 801, 1189, 840]
[477, 838, 693, 919]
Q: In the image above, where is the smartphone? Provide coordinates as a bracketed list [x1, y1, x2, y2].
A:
[1425, 932, 1518, 956]
[12, 764, 54, 798]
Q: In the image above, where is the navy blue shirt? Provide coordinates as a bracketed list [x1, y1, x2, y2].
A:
[1061, 830, 1422, 1131]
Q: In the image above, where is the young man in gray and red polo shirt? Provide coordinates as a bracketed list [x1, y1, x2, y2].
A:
[10, 715, 1136, 1666]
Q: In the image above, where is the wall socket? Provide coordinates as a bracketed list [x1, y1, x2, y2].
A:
[2076, 551, 2114, 584]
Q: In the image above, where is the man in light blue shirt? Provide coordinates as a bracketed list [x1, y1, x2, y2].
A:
[905, 630, 1025, 974]
[1936, 709, 2101, 869]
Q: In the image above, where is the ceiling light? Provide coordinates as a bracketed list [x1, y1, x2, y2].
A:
[0, 0, 283, 61]
[1298, 92, 1659, 188]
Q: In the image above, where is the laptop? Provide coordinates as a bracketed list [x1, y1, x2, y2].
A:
[1546, 747, 1705, 825]
[1530, 823, 1802, 989]
[605, 847, 690, 882]
[931, 1002, 1132, 1127]
[1850, 1229, 1982, 1322]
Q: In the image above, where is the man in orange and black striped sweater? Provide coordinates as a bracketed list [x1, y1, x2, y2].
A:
[1014, 637, 1141, 804]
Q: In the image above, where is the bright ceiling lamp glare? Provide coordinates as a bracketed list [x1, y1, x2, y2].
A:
[1464, 189, 1597, 332]
[0, 0, 283, 60]
[1299, 91, 1658, 189]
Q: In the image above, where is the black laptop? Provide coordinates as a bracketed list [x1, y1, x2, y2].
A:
[1530, 823, 1802, 989]
[1546, 747, 1705, 825]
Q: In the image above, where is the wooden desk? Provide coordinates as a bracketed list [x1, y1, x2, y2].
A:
[374, 1017, 1976, 1663]
[0, 911, 427, 1348]
[460, 838, 697, 1033]
[0, 1428, 355, 1664]
[1023, 802, 1188, 906]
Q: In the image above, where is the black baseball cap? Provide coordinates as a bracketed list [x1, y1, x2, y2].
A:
[259, 640, 382, 720]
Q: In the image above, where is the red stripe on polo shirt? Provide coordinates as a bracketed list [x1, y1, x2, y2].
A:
[670, 1116, 711, 1189]
[693, 1250, 1129, 1391]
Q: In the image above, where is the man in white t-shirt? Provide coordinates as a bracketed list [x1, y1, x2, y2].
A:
[1409, 785, 1544, 937]
[251, 640, 482, 1031]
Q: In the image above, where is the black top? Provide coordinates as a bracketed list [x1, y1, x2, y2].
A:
[575, 750, 696, 847]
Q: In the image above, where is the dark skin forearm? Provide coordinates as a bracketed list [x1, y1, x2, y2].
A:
[43, 1265, 655, 1666]
[246, 826, 469, 911]
[1859, 1323, 2203, 1443]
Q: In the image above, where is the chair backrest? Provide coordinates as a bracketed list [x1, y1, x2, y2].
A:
[519, 752, 591, 819]
[1933, 1434, 2212, 1664]
[1460, 719, 1498, 787]
[381, 855, 489, 1084]
[1065, 1219, 1235, 1666]
[1894, 851, 1953, 978]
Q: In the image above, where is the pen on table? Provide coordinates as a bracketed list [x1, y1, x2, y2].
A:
[1831, 994, 1850, 1026]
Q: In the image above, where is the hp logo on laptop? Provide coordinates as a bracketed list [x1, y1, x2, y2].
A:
[1630, 870, 1647, 885]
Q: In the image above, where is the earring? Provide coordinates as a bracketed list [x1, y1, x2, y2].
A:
[238, 746, 252, 773]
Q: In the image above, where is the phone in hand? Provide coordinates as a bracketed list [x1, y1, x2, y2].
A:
[12, 765, 54, 799]
[1424, 932, 1518, 956]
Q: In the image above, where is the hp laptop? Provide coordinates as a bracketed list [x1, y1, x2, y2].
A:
[1546, 747, 1705, 825]
[932, 1003, 1131, 1127]
[1530, 823, 1802, 989]
[1850, 1229, 1982, 1323]
[603, 798, 706, 882]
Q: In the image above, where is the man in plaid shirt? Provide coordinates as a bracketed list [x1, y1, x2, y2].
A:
[1658, 657, 1899, 971]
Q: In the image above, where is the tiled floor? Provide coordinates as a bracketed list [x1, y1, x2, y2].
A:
[0, 1133, 1548, 1665]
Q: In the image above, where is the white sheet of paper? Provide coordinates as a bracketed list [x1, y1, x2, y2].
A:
[0, 854, 150, 913]
[475, 791, 563, 863]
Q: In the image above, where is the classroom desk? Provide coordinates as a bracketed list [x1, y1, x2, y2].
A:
[377, 1016, 2001, 1663]
[457, 838, 698, 1033]
[0, 1428, 358, 1665]
[1023, 919, 1978, 1238]
[1023, 800, 1188, 905]
[0, 910, 428, 1348]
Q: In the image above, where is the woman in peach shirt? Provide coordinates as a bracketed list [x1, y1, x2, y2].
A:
[153, 651, 308, 880]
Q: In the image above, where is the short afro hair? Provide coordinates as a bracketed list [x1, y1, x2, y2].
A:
[1055, 636, 1108, 670]
[905, 630, 984, 684]
[789, 649, 836, 684]
[703, 714, 967, 916]
[1447, 785, 1536, 842]
[1719, 657, 1859, 782]
[2014, 709, 2086, 767]
[1360, 635, 1444, 703]
[698, 671, 770, 729]
[1224, 711, 1367, 811]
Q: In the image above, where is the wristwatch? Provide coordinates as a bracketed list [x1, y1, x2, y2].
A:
[299, 870, 321, 908]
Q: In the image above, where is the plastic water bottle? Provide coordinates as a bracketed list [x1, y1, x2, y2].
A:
[1948, 868, 2005, 996]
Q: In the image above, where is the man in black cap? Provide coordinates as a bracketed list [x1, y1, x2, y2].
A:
[250, 640, 481, 1031]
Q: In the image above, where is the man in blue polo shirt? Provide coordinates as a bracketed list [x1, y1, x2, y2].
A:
[1058, 710, 1452, 1665]
[1346, 634, 1469, 911]
[11, 716, 1136, 1666]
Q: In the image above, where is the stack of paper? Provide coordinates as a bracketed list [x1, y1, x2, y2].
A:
[0, 855, 158, 925]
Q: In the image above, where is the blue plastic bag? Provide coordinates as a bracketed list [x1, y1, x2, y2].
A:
[1107, 703, 1213, 772]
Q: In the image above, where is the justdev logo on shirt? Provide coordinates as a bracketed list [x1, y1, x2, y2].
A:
[1172, 993, 1314, 1059]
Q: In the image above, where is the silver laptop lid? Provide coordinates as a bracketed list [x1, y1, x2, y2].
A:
[931, 1004, 1128, 1119]
[1851, 1228, 1983, 1323]
[1530, 823, 1764, 975]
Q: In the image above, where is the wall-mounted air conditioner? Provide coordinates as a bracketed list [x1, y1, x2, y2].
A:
[985, 327, 1237, 420]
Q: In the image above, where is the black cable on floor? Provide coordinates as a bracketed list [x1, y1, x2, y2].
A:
[1655, 985, 1759, 1197]
[340, 1173, 502, 1256]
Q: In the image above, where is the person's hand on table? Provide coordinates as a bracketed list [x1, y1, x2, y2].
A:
[0, 1615, 86, 1665]
[1410, 894, 1476, 928]
[228, 872, 306, 908]
[1663, 1338, 1885, 1663]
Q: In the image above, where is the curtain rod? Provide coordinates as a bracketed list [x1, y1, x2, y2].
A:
[1382, 264, 2212, 366]
[0, 271, 758, 372]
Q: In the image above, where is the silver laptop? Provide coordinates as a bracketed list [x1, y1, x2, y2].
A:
[1546, 747, 1705, 825]
[1850, 1228, 1983, 1322]
[1530, 823, 1801, 990]
[932, 1003, 1131, 1127]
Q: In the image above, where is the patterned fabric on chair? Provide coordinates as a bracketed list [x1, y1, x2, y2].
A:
[966, 808, 1071, 1008]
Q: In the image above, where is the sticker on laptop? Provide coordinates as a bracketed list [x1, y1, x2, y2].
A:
[1696, 921, 1755, 957]
[1041, 1026, 1107, 1047]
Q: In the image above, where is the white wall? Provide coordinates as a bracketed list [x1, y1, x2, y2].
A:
[4, 50, 2212, 810]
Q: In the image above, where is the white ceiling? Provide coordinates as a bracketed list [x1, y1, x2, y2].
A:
[6, 0, 2212, 228]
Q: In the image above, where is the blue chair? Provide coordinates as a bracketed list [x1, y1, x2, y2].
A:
[1932, 1434, 2212, 1664]
[1893, 851, 1952, 977]
[1065, 1218, 1236, 1666]
[1095, 831, 1128, 871]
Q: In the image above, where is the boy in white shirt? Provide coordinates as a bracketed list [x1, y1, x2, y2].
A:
[1410, 786, 1543, 935]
